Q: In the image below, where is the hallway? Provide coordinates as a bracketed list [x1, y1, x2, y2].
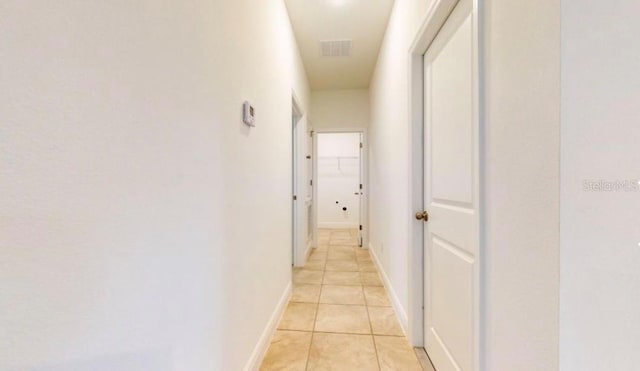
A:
[260, 229, 432, 370]
[2, 1, 638, 370]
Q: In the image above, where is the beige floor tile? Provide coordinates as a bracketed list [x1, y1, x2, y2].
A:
[260, 330, 312, 371]
[357, 254, 373, 263]
[293, 269, 324, 284]
[363, 286, 391, 307]
[368, 307, 404, 336]
[358, 258, 374, 266]
[308, 251, 327, 262]
[374, 336, 422, 371]
[328, 245, 355, 254]
[291, 284, 321, 303]
[361, 271, 383, 286]
[307, 333, 379, 371]
[330, 230, 352, 239]
[330, 238, 359, 246]
[278, 302, 317, 331]
[325, 260, 359, 272]
[319, 285, 366, 305]
[264, 229, 422, 371]
[358, 261, 377, 272]
[304, 259, 326, 271]
[315, 304, 371, 334]
[323, 271, 362, 286]
[327, 250, 356, 261]
[355, 247, 370, 256]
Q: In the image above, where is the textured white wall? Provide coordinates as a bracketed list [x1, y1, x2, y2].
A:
[310, 89, 370, 129]
[483, 1, 560, 369]
[369, 0, 560, 369]
[0, 1, 309, 370]
[560, 1, 640, 369]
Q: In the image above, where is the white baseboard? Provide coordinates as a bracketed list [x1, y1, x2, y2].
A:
[318, 222, 358, 229]
[243, 282, 291, 371]
[305, 240, 313, 260]
[294, 241, 314, 268]
[368, 242, 409, 336]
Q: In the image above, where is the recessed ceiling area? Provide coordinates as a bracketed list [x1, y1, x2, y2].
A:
[284, 0, 395, 90]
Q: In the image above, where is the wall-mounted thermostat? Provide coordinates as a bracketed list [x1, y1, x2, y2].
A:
[243, 101, 255, 127]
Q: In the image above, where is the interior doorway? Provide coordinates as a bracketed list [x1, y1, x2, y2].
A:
[408, 0, 482, 370]
[314, 131, 365, 247]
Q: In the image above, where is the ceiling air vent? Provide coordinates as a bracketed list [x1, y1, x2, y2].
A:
[320, 40, 352, 57]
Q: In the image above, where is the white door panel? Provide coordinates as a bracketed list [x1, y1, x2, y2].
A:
[428, 238, 473, 371]
[430, 13, 474, 206]
[429, 203, 475, 255]
[423, 0, 478, 370]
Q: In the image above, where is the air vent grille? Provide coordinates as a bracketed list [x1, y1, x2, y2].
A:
[320, 40, 352, 57]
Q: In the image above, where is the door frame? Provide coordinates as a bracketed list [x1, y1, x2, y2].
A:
[407, 0, 485, 369]
[312, 128, 368, 248]
[292, 93, 306, 267]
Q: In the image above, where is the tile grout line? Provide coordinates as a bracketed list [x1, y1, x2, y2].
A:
[362, 261, 383, 371]
[287, 231, 403, 370]
[308, 232, 367, 370]
[303, 259, 324, 371]
[305, 233, 336, 371]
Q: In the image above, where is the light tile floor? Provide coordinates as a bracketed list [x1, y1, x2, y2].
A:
[261, 229, 430, 371]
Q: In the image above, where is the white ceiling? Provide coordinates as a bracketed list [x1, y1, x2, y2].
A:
[285, 0, 395, 90]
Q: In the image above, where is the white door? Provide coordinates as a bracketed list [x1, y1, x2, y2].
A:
[421, 0, 479, 370]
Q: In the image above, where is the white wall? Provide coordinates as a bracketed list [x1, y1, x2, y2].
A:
[369, 0, 560, 369]
[0, 1, 309, 370]
[369, 0, 432, 340]
[310, 89, 370, 129]
[368, 0, 434, 333]
[560, 1, 640, 369]
[483, 1, 560, 370]
[317, 133, 361, 229]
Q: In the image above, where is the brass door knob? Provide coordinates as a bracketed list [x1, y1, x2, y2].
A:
[415, 211, 429, 221]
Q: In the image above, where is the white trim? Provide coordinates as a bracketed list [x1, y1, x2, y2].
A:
[305, 240, 313, 261]
[292, 92, 307, 267]
[312, 128, 368, 248]
[243, 282, 292, 371]
[369, 242, 408, 335]
[407, 1, 484, 370]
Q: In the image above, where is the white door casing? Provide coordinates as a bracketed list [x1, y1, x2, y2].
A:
[316, 132, 361, 230]
[358, 132, 364, 246]
[292, 105, 299, 266]
[292, 96, 307, 267]
[422, 0, 480, 370]
[312, 129, 368, 248]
